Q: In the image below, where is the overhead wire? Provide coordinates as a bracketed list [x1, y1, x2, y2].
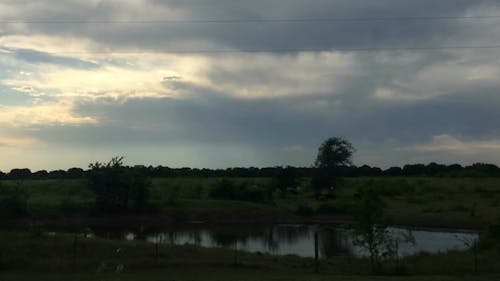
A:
[2, 14, 500, 54]
[3, 44, 500, 55]
[2, 15, 500, 24]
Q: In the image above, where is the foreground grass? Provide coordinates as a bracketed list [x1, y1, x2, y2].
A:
[0, 231, 499, 280]
[4, 270, 500, 281]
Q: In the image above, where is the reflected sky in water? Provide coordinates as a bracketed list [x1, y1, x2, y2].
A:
[112, 225, 478, 258]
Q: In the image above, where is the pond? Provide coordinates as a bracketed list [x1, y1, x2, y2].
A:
[89, 224, 479, 258]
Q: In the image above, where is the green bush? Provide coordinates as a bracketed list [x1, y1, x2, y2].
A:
[0, 185, 29, 217]
[209, 179, 272, 203]
[209, 179, 239, 200]
[88, 157, 151, 213]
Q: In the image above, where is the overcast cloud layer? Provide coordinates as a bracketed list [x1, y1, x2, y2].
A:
[1, 0, 500, 170]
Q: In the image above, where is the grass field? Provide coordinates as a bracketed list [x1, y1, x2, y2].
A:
[1, 177, 500, 228]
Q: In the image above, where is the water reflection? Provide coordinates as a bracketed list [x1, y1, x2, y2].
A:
[92, 225, 478, 258]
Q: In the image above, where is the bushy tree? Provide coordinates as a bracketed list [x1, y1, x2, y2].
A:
[7, 168, 31, 180]
[313, 137, 355, 194]
[88, 157, 150, 212]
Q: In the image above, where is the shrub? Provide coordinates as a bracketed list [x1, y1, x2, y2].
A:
[88, 157, 151, 213]
[209, 179, 239, 200]
[209, 179, 272, 203]
[0, 185, 29, 217]
[351, 187, 391, 273]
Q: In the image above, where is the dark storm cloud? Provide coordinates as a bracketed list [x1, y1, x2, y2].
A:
[26, 80, 500, 153]
[3, 0, 499, 52]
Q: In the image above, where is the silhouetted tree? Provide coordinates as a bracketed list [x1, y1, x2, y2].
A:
[88, 157, 150, 212]
[32, 170, 48, 180]
[313, 137, 355, 195]
[357, 165, 383, 177]
[383, 167, 402, 176]
[8, 168, 31, 180]
[66, 167, 85, 179]
[48, 170, 66, 179]
[402, 164, 426, 176]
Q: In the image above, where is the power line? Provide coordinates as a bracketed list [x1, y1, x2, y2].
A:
[2, 15, 500, 24]
[8, 44, 500, 55]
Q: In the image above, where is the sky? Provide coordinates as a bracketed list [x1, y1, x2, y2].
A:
[1, 0, 500, 171]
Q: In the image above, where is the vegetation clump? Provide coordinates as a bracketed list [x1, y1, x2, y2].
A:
[88, 157, 151, 213]
[0, 183, 28, 218]
[209, 179, 273, 203]
[351, 187, 390, 273]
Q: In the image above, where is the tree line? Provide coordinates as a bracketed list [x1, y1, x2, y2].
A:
[1, 162, 500, 180]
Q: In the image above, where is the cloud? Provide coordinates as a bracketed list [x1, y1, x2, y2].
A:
[400, 135, 500, 153]
[0, 102, 96, 126]
[1, 0, 500, 169]
[1, 0, 498, 53]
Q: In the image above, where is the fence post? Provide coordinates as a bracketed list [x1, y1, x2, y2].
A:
[155, 234, 160, 265]
[474, 240, 478, 274]
[314, 232, 319, 273]
[234, 239, 238, 266]
[72, 233, 78, 269]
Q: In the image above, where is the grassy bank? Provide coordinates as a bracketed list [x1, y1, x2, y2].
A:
[1, 177, 499, 228]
